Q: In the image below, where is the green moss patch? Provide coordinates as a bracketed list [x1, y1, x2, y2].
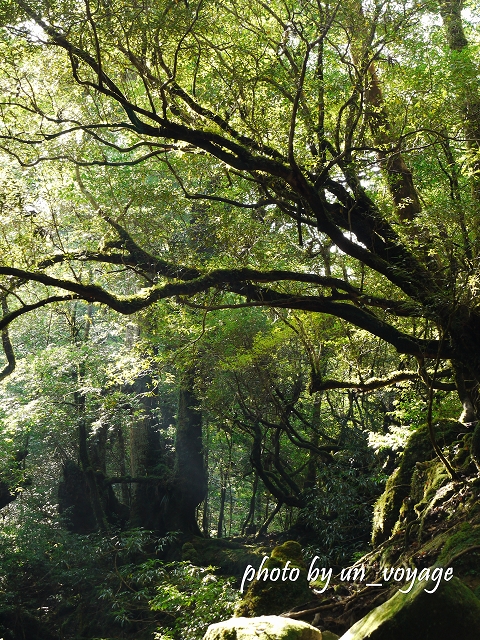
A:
[340, 575, 480, 640]
[372, 420, 460, 546]
[182, 537, 268, 577]
[439, 522, 480, 564]
[204, 616, 322, 640]
[235, 542, 312, 617]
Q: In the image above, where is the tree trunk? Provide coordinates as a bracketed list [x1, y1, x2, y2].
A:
[202, 421, 210, 536]
[75, 364, 108, 532]
[241, 473, 258, 535]
[349, 3, 422, 223]
[163, 373, 207, 535]
[304, 396, 321, 490]
[115, 425, 130, 505]
[438, 0, 480, 203]
[257, 500, 283, 537]
[217, 480, 227, 538]
[128, 373, 165, 530]
[0, 480, 16, 510]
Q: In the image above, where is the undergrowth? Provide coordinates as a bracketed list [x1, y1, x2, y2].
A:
[0, 509, 239, 640]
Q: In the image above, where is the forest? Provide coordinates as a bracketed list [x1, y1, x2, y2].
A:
[1, 0, 480, 638]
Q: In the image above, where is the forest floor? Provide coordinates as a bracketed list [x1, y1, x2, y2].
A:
[5, 438, 480, 640]
[280, 474, 480, 635]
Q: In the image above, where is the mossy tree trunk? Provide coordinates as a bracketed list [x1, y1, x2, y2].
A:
[163, 372, 207, 536]
[242, 473, 259, 535]
[128, 372, 165, 530]
[438, 0, 480, 206]
[75, 362, 109, 532]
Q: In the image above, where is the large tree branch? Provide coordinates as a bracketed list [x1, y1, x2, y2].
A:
[228, 282, 450, 358]
[0, 295, 81, 332]
[0, 300, 15, 381]
[310, 370, 455, 393]
[0, 261, 447, 359]
[12, 0, 440, 307]
[178, 294, 422, 318]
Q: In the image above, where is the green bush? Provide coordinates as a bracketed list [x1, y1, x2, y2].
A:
[151, 562, 239, 640]
[300, 450, 386, 565]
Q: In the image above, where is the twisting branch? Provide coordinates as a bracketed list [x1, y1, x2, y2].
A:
[425, 338, 459, 480]
[0, 295, 81, 332]
[12, 0, 440, 304]
[311, 370, 455, 393]
[0, 257, 450, 359]
[248, 421, 305, 508]
[0, 299, 16, 381]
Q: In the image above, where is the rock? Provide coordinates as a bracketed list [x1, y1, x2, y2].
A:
[321, 632, 339, 640]
[339, 575, 480, 640]
[372, 420, 460, 546]
[235, 541, 312, 617]
[182, 537, 267, 576]
[203, 615, 322, 640]
[471, 422, 480, 471]
[182, 541, 201, 564]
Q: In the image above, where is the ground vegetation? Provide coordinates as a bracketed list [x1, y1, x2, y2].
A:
[0, 0, 479, 638]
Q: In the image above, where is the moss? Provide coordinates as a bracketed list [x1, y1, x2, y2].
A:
[181, 537, 268, 576]
[372, 468, 403, 545]
[341, 576, 480, 640]
[453, 433, 473, 469]
[322, 632, 340, 640]
[235, 541, 311, 617]
[423, 460, 449, 498]
[410, 466, 426, 506]
[372, 420, 460, 545]
[204, 616, 322, 640]
[182, 541, 200, 564]
[439, 522, 480, 564]
[269, 541, 306, 569]
[411, 459, 450, 518]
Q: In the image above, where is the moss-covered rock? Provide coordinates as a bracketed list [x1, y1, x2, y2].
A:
[182, 541, 201, 564]
[321, 632, 339, 640]
[438, 522, 480, 596]
[203, 616, 322, 640]
[235, 541, 312, 617]
[453, 433, 474, 470]
[439, 522, 480, 564]
[339, 575, 480, 640]
[408, 459, 452, 526]
[182, 537, 268, 576]
[471, 422, 480, 471]
[417, 459, 449, 503]
[270, 540, 306, 567]
[372, 467, 404, 547]
[372, 420, 460, 545]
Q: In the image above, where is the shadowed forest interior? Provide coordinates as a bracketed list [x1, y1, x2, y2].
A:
[1, 0, 480, 638]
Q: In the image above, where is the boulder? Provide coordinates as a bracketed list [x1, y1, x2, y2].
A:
[372, 420, 460, 546]
[182, 537, 267, 576]
[235, 541, 312, 617]
[339, 575, 480, 640]
[203, 616, 322, 640]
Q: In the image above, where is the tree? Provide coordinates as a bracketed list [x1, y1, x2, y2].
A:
[0, 0, 479, 453]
